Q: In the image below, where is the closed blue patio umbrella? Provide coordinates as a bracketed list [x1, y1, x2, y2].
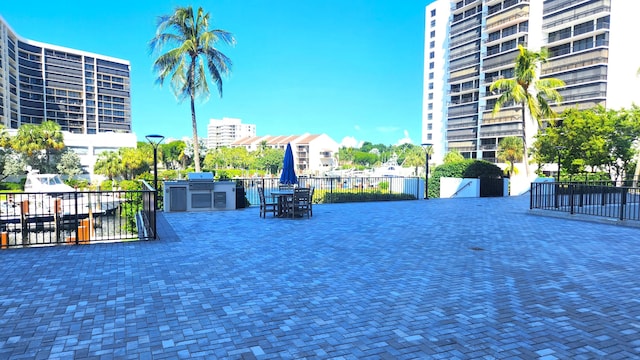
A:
[280, 143, 298, 185]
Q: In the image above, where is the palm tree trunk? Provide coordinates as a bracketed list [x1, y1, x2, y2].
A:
[521, 104, 530, 178]
[189, 61, 201, 173]
[190, 94, 201, 172]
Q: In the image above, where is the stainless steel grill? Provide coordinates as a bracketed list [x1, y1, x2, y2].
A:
[187, 172, 215, 191]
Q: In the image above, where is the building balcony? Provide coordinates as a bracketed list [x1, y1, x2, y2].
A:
[543, 49, 609, 75]
[543, 0, 597, 17]
[448, 145, 477, 152]
[486, 9, 529, 32]
[480, 129, 522, 138]
[543, 5, 610, 30]
[450, 19, 482, 37]
[447, 134, 477, 141]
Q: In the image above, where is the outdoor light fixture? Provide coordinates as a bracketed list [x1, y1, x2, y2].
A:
[421, 143, 433, 200]
[146, 134, 165, 210]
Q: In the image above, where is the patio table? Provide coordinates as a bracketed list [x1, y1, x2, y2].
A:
[269, 190, 294, 217]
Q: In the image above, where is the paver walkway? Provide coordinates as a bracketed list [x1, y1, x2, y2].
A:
[1, 196, 639, 359]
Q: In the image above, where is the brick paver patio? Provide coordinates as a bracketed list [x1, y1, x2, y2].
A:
[1, 196, 639, 359]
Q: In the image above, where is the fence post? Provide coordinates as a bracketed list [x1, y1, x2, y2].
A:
[620, 188, 627, 221]
[570, 184, 575, 214]
[20, 199, 29, 246]
[530, 183, 534, 209]
[74, 191, 79, 245]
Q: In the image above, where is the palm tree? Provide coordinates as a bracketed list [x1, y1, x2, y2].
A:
[400, 145, 425, 176]
[150, 6, 235, 172]
[94, 151, 123, 180]
[497, 136, 524, 177]
[490, 45, 565, 177]
[40, 120, 65, 169]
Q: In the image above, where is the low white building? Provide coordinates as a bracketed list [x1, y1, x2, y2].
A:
[63, 131, 137, 176]
[231, 133, 339, 175]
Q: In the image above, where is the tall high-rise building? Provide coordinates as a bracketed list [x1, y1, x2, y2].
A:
[0, 16, 131, 134]
[207, 117, 256, 149]
[424, 0, 640, 163]
[0, 16, 135, 176]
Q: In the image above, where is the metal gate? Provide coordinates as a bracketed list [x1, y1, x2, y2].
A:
[480, 177, 504, 197]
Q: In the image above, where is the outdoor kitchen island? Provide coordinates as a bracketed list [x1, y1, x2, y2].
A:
[163, 173, 236, 212]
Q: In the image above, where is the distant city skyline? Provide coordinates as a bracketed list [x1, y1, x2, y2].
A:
[0, 0, 433, 148]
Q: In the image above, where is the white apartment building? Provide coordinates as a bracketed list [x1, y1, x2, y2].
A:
[424, 0, 640, 163]
[423, 0, 453, 164]
[206, 117, 256, 149]
[231, 133, 339, 175]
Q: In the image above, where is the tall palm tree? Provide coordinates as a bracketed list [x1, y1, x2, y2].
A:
[490, 45, 565, 177]
[497, 136, 524, 177]
[94, 151, 123, 180]
[150, 6, 235, 172]
[40, 120, 65, 168]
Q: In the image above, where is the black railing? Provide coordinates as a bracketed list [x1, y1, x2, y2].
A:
[138, 180, 157, 240]
[530, 182, 640, 222]
[236, 176, 421, 206]
[1, 186, 156, 249]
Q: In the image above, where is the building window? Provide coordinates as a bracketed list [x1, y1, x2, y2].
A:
[595, 33, 608, 47]
[573, 37, 593, 52]
[487, 44, 500, 56]
[596, 16, 610, 30]
[430, 41, 435, 49]
[574, 21, 594, 36]
[428, 103, 433, 110]
[548, 27, 571, 43]
[428, 93, 433, 100]
[502, 25, 517, 37]
[427, 134, 432, 140]
[428, 83, 434, 90]
[428, 113, 433, 120]
[431, 9, 436, 17]
[429, 62, 434, 69]
[427, 124, 433, 130]
[430, 20, 436, 27]
[502, 39, 516, 52]
[549, 43, 570, 57]
[488, 31, 500, 42]
[429, 52, 435, 59]
[430, 31, 435, 38]
[69, 146, 89, 155]
[429, 72, 434, 80]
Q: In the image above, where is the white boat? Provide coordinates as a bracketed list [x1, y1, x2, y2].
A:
[2, 172, 122, 220]
[23, 172, 76, 193]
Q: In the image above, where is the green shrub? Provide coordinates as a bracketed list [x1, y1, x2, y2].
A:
[100, 179, 114, 191]
[213, 169, 242, 180]
[463, 160, 503, 178]
[119, 180, 141, 191]
[312, 188, 416, 203]
[0, 182, 24, 191]
[64, 178, 89, 190]
[428, 160, 503, 198]
[378, 181, 389, 191]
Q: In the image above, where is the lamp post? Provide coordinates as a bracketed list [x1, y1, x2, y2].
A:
[421, 143, 432, 199]
[555, 146, 566, 182]
[146, 134, 165, 209]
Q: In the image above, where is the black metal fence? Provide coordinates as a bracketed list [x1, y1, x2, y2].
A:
[236, 176, 421, 206]
[530, 181, 640, 221]
[1, 185, 156, 249]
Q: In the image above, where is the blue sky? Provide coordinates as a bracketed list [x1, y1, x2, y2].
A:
[2, 0, 433, 147]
